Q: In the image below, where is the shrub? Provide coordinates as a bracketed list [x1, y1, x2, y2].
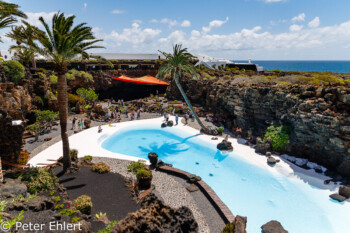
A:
[55, 204, 64, 210]
[17, 150, 30, 165]
[34, 96, 44, 108]
[72, 217, 82, 223]
[76, 88, 98, 102]
[97, 220, 119, 233]
[59, 208, 76, 216]
[2, 60, 25, 83]
[127, 160, 146, 175]
[80, 71, 93, 82]
[91, 162, 110, 174]
[52, 196, 61, 203]
[68, 93, 85, 106]
[263, 125, 291, 152]
[222, 222, 235, 233]
[136, 168, 151, 179]
[49, 190, 56, 196]
[74, 195, 92, 215]
[84, 155, 93, 161]
[18, 168, 58, 194]
[70, 149, 78, 161]
[66, 72, 75, 81]
[49, 75, 58, 84]
[217, 126, 224, 134]
[37, 72, 46, 79]
[95, 212, 107, 219]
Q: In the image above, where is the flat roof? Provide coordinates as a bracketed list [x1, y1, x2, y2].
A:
[90, 53, 163, 60]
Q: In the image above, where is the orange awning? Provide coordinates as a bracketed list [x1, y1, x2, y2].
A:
[110, 75, 169, 85]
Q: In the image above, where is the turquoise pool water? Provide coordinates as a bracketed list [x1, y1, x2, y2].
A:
[101, 125, 350, 233]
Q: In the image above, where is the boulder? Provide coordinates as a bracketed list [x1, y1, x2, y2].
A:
[329, 193, 346, 202]
[186, 184, 199, 192]
[261, 220, 288, 233]
[0, 179, 27, 199]
[267, 157, 277, 165]
[26, 196, 55, 211]
[73, 220, 91, 233]
[255, 138, 271, 155]
[166, 120, 174, 127]
[217, 141, 233, 151]
[113, 193, 198, 232]
[234, 215, 247, 233]
[339, 186, 350, 199]
[201, 126, 218, 135]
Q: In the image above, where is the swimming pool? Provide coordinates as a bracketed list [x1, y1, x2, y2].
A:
[101, 123, 350, 233]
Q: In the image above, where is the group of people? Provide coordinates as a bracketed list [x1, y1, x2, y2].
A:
[163, 111, 179, 125]
[71, 117, 84, 131]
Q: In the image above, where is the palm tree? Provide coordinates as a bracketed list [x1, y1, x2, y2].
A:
[6, 21, 41, 68]
[157, 44, 207, 131]
[0, 1, 27, 41]
[31, 12, 108, 172]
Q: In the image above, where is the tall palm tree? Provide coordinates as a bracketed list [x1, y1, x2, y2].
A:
[157, 44, 207, 131]
[6, 21, 41, 68]
[31, 12, 108, 172]
[0, 1, 27, 41]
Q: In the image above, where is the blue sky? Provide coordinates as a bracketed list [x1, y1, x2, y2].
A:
[2, 0, 350, 60]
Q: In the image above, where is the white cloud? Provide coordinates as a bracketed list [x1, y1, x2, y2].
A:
[133, 19, 143, 24]
[289, 24, 303, 31]
[202, 17, 229, 33]
[292, 13, 305, 22]
[25, 12, 56, 27]
[83, 3, 87, 9]
[308, 17, 320, 28]
[106, 23, 161, 45]
[181, 20, 191, 27]
[111, 9, 125, 14]
[160, 18, 178, 27]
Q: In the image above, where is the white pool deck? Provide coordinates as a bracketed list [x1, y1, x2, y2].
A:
[29, 116, 343, 194]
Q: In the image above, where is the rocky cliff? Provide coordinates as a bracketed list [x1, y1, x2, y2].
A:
[169, 78, 350, 176]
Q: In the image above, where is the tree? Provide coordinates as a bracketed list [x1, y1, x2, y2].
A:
[157, 44, 207, 131]
[0, 1, 27, 41]
[32, 110, 58, 141]
[6, 21, 41, 68]
[76, 88, 98, 102]
[31, 12, 109, 172]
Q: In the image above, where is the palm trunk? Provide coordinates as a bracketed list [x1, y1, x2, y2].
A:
[0, 157, 3, 183]
[57, 70, 71, 172]
[31, 57, 36, 69]
[174, 75, 207, 130]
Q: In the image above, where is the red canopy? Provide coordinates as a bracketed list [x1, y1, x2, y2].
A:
[110, 75, 169, 85]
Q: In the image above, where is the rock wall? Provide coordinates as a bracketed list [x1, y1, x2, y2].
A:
[169, 79, 350, 176]
[0, 109, 25, 165]
[0, 83, 32, 120]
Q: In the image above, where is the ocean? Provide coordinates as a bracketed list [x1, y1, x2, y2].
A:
[234, 60, 350, 73]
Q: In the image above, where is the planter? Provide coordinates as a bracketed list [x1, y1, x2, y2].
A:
[148, 152, 158, 167]
[137, 174, 152, 190]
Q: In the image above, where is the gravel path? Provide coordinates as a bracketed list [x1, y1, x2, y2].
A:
[92, 157, 225, 233]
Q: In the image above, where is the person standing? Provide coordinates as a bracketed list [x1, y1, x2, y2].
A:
[71, 117, 76, 130]
[125, 109, 128, 118]
[185, 113, 189, 124]
[175, 114, 179, 125]
[78, 119, 82, 130]
[137, 109, 141, 119]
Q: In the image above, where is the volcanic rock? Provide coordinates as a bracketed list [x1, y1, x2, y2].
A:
[261, 220, 288, 233]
